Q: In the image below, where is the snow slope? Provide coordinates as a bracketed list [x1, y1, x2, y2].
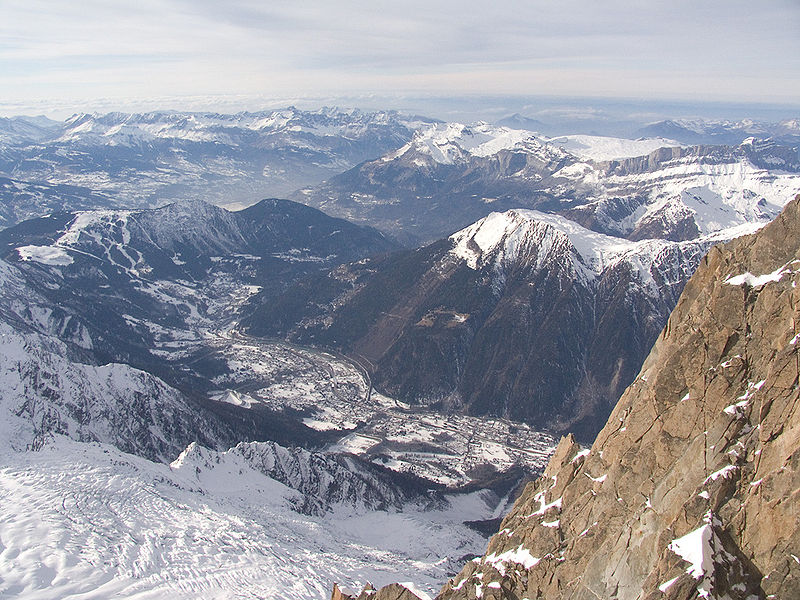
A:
[545, 134, 682, 161]
[0, 307, 504, 599]
[448, 208, 762, 286]
[0, 320, 227, 461]
[0, 437, 493, 600]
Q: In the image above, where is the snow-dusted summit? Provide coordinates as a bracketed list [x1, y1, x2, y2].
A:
[295, 122, 800, 244]
[382, 122, 565, 167]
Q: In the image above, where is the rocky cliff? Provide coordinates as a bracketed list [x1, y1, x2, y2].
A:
[342, 196, 800, 598]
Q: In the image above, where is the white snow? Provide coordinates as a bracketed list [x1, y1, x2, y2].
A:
[449, 208, 642, 276]
[541, 520, 560, 528]
[571, 449, 590, 463]
[447, 206, 757, 299]
[399, 582, 434, 600]
[736, 380, 766, 401]
[549, 139, 800, 243]
[704, 465, 738, 484]
[545, 134, 682, 161]
[484, 544, 541, 575]
[16, 245, 73, 266]
[578, 522, 598, 537]
[724, 399, 750, 416]
[0, 437, 490, 600]
[726, 265, 792, 287]
[384, 122, 546, 166]
[658, 576, 681, 593]
[209, 389, 256, 408]
[525, 492, 562, 518]
[667, 515, 715, 598]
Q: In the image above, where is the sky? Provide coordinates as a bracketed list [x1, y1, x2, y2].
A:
[2, 0, 799, 118]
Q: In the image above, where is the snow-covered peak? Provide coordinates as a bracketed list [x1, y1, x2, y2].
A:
[648, 118, 771, 136]
[384, 122, 551, 165]
[0, 115, 62, 145]
[448, 209, 764, 294]
[449, 209, 639, 275]
[170, 439, 421, 516]
[10, 201, 239, 276]
[778, 118, 800, 132]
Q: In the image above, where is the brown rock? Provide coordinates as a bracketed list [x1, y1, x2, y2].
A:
[332, 582, 423, 600]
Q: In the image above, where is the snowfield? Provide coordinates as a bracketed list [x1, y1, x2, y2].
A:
[544, 134, 683, 161]
[0, 437, 496, 600]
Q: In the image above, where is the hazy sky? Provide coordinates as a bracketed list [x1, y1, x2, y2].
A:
[2, 0, 799, 115]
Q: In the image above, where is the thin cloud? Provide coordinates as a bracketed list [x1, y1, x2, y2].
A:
[2, 0, 799, 109]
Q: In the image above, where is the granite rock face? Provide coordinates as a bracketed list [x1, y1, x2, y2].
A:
[350, 195, 800, 599]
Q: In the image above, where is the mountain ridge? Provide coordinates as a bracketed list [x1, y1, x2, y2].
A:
[0, 108, 433, 226]
[293, 123, 800, 244]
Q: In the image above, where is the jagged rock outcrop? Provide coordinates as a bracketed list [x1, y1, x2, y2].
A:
[171, 440, 437, 516]
[351, 197, 800, 598]
[333, 583, 424, 600]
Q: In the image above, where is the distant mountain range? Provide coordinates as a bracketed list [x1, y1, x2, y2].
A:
[495, 112, 800, 146]
[292, 121, 800, 244]
[634, 117, 800, 145]
[0, 108, 434, 227]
